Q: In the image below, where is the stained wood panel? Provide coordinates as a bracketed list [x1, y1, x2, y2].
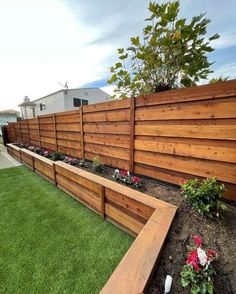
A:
[5, 80, 236, 200]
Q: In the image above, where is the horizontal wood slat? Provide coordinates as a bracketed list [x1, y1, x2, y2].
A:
[135, 150, 236, 184]
[5, 80, 236, 200]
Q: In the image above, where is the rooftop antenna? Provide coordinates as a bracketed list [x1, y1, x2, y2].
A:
[58, 81, 68, 93]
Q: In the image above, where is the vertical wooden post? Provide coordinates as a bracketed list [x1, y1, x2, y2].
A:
[19, 121, 23, 143]
[13, 123, 16, 142]
[52, 163, 57, 185]
[80, 106, 84, 159]
[37, 117, 41, 147]
[129, 97, 135, 173]
[53, 114, 58, 151]
[100, 186, 105, 219]
[26, 119, 30, 145]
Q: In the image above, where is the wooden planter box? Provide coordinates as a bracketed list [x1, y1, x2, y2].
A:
[7, 143, 177, 294]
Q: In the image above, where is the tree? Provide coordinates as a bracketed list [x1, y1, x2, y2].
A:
[209, 76, 228, 84]
[108, 1, 220, 98]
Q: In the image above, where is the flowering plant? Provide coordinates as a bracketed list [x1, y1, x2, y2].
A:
[92, 156, 103, 172]
[180, 177, 226, 218]
[181, 236, 217, 294]
[112, 169, 142, 189]
[63, 156, 79, 166]
[42, 149, 51, 158]
[131, 176, 142, 188]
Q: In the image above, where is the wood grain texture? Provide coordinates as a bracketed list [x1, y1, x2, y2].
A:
[100, 207, 177, 294]
[5, 80, 236, 200]
[134, 150, 236, 184]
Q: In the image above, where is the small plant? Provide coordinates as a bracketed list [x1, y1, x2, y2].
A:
[92, 156, 103, 172]
[181, 235, 218, 294]
[42, 149, 51, 158]
[50, 151, 65, 161]
[78, 159, 88, 168]
[112, 169, 142, 189]
[20, 143, 28, 148]
[63, 156, 79, 166]
[180, 177, 226, 218]
[131, 176, 142, 189]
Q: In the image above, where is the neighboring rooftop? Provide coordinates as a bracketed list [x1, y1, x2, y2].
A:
[31, 87, 110, 103]
[0, 109, 19, 115]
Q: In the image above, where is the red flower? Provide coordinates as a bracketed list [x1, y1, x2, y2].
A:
[207, 249, 217, 260]
[194, 235, 202, 247]
[179, 178, 187, 185]
[186, 250, 200, 272]
[119, 170, 128, 177]
[132, 176, 141, 183]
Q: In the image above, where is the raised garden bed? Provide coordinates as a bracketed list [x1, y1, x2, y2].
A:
[0, 165, 133, 293]
[7, 143, 177, 293]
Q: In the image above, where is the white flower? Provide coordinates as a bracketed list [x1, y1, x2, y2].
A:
[127, 171, 130, 176]
[197, 247, 207, 266]
[114, 169, 119, 173]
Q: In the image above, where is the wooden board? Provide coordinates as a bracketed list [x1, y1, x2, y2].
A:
[134, 150, 236, 184]
[100, 208, 177, 294]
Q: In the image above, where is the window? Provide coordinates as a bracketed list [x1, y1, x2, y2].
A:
[40, 103, 46, 111]
[73, 98, 81, 107]
[82, 99, 88, 106]
[73, 98, 88, 107]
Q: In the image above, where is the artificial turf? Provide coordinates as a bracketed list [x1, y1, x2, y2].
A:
[0, 166, 133, 293]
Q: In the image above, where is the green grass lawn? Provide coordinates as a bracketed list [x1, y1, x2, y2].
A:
[0, 166, 133, 294]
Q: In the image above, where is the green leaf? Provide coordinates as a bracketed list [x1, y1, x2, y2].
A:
[181, 277, 190, 287]
[131, 36, 140, 46]
[206, 282, 213, 294]
[209, 33, 220, 41]
[115, 62, 122, 69]
[117, 48, 124, 54]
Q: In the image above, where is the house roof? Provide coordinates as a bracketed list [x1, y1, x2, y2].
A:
[0, 109, 19, 115]
[18, 101, 36, 107]
[31, 88, 110, 103]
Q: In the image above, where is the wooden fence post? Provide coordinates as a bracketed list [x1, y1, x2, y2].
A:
[129, 97, 135, 173]
[80, 106, 84, 159]
[19, 121, 23, 143]
[53, 114, 58, 151]
[26, 119, 30, 145]
[37, 117, 41, 147]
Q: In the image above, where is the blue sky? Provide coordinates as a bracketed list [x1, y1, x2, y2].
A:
[0, 0, 235, 110]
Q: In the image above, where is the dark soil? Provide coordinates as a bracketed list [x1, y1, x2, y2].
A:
[81, 164, 236, 294]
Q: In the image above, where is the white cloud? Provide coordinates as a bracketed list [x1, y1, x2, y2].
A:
[211, 32, 236, 49]
[0, 0, 235, 111]
[209, 63, 236, 80]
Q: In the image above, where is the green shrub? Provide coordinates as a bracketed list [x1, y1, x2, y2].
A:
[180, 177, 226, 218]
[50, 151, 65, 161]
[92, 156, 103, 172]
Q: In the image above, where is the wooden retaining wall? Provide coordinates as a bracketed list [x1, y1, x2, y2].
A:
[6, 80, 236, 200]
[7, 143, 177, 293]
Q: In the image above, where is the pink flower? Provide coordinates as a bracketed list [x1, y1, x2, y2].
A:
[179, 178, 187, 185]
[194, 235, 202, 247]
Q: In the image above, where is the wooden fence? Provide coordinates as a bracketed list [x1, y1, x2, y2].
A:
[6, 80, 236, 200]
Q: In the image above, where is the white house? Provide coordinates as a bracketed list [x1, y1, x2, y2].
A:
[0, 110, 19, 135]
[19, 88, 111, 119]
